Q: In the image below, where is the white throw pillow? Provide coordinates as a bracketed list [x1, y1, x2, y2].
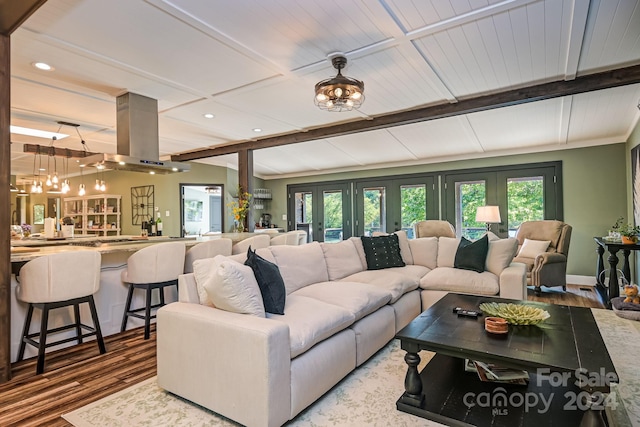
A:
[194, 255, 266, 317]
[517, 238, 551, 259]
[437, 237, 460, 268]
[192, 257, 217, 307]
[486, 238, 518, 276]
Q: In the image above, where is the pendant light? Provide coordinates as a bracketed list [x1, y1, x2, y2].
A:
[78, 164, 86, 196]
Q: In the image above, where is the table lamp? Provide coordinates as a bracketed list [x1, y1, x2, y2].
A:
[476, 205, 501, 232]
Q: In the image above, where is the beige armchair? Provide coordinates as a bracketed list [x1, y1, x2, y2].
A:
[414, 220, 456, 238]
[513, 220, 572, 295]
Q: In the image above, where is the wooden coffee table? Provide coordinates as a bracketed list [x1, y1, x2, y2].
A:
[396, 293, 617, 427]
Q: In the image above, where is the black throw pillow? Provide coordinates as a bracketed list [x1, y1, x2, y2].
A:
[244, 247, 286, 315]
[360, 234, 405, 270]
[454, 234, 489, 273]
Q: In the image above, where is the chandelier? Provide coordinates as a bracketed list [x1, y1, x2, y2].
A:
[314, 55, 364, 112]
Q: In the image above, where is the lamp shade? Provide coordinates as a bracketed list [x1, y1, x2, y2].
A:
[476, 205, 501, 223]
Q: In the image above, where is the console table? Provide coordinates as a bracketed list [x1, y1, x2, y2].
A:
[594, 237, 640, 306]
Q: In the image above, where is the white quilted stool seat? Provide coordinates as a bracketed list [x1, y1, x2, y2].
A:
[184, 238, 233, 273]
[16, 251, 106, 374]
[121, 242, 186, 339]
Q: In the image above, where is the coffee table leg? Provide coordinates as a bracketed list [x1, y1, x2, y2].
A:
[579, 394, 606, 427]
[400, 351, 424, 407]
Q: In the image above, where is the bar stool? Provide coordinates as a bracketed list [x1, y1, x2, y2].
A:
[231, 234, 271, 255]
[184, 238, 233, 273]
[16, 251, 105, 374]
[121, 242, 186, 339]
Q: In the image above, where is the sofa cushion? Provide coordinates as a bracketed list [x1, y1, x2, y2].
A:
[518, 238, 551, 258]
[454, 235, 489, 273]
[420, 267, 500, 295]
[348, 237, 369, 270]
[198, 255, 265, 317]
[341, 270, 419, 303]
[292, 281, 391, 321]
[408, 237, 438, 269]
[227, 247, 275, 265]
[268, 295, 355, 358]
[269, 242, 329, 294]
[321, 240, 364, 281]
[245, 248, 286, 315]
[437, 237, 459, 267]
[361, 234, 405, 270]
[387, 264, 431, 282]
[486, 237, 519, 276]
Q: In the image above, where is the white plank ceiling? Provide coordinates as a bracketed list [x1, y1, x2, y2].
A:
[8, 0, 640, 180]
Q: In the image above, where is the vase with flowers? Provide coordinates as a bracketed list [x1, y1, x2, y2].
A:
[228, 187, 252, 233]
[21, 223, 32, 238]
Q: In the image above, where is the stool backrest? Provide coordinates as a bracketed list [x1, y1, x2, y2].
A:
[232, 234, 271, 255]
[184, 238, 233, 273]
[124, 242, 186, 284]
[18, 251, 101, 303]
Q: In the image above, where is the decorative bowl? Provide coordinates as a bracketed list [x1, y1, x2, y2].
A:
[479, 302, 550, 325]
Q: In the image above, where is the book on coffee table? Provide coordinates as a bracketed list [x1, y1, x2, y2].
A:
[465, 359, 529, 385]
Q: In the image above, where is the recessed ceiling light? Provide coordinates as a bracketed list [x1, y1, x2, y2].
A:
[10, 125, 68, 140]
[253, 128, 262, 132]
[32, 62, 53, 71]
[203, 113, 215, 119]
[149, 171, 155, 175]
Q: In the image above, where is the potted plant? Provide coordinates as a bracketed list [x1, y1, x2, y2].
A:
[608, 217, 624, 240]
[619, 223, 640, 244]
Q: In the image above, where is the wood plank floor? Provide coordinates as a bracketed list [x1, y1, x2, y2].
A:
[0, 285, 603, 427]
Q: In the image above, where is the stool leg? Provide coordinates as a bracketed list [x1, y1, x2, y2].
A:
[74, 303, 83, 344]
[88, 296, 106, 354]
[144, 286, 152, 340]
[121, 283, 134, 333]
[17, 304, 34, 362]
[159, 285, 166, 306]
[36, 304, 50, 375]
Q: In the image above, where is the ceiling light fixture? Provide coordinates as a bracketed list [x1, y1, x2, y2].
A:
[252, 128, 262, 133]
[32, 62, 53, 71]
[314, 54, 364, 112]
[203, 113, 215, 119]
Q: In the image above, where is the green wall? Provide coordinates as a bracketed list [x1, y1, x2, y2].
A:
[17, 161, 267, 237]
[264, 143, 629, 277]
[15, 141, 632, 278]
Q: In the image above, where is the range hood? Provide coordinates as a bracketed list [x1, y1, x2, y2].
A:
[79, 92, 190, 174]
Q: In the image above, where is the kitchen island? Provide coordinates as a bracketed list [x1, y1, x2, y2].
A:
[9, 233, 258, 363]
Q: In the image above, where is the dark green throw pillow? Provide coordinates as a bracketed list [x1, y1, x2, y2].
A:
[454, 234, 489, 273]
[360, 234, 405, 270]
[245, 247, 286, 315]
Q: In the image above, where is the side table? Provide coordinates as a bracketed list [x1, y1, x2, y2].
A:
[594, 237, 639, 306]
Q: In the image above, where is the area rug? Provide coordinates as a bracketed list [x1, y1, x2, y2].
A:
[63, 340, 444, 427]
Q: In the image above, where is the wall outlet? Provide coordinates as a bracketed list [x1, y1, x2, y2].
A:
[165, 210, 170, 217]
[282, 214, 287, 221]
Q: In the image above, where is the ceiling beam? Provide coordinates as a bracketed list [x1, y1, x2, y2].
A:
[0, 0, 48, 36]
[172, 64, 640, 162]
[23, 143, 97, 158]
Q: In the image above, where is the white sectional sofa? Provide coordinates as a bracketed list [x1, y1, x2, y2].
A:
[157, 232, 526, 427]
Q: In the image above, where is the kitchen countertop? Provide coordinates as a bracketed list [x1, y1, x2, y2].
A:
[10, 233, 259, 262]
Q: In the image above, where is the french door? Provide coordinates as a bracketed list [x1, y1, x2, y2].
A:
[354, 175, 437, 238]
[287, 182, 351, 242]
[442, 163, 562, 239]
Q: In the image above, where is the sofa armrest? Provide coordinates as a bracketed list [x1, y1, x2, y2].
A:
[157, 302, 291, 427]
[498, 262, 527, 300]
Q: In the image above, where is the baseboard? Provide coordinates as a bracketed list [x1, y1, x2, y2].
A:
[566, 275, 595, 286]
